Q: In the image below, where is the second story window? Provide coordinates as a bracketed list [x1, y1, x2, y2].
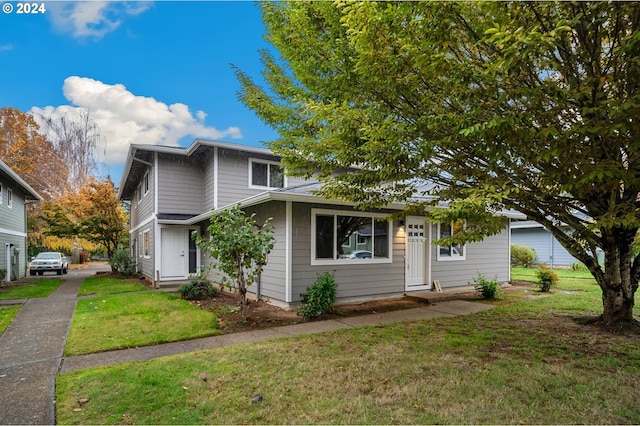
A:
[249, 159, 284, 189]
[144, 171, 150, 194]
[7, 188, 12, 208]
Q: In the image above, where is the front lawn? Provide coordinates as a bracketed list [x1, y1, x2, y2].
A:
[0, 278, 64, 300]
[77, 276, 149, 296]
[56, 270, 640, 424]
[0, 305, 21, 335]
[64, 292, 219, 356]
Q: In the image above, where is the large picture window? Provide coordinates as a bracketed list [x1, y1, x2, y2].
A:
[437, 221, 466, 261]
[249, 159, 285, 189]
[312, 209, 392, 265]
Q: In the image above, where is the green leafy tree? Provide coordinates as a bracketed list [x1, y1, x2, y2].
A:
[194, 205, 275, 312]
[236, 1, 640, 325]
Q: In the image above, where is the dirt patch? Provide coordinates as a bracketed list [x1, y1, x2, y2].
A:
[192, 290, 430, 334]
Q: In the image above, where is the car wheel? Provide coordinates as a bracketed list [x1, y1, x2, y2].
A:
[57, 269, 62, 275]
[63, 267, 68, 274]
[38, 271, 44, 276]
[30, 271, 36, 276]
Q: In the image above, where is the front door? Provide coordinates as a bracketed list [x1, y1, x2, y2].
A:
[161, 227, 187, 279]
[405, 216, 430, 290]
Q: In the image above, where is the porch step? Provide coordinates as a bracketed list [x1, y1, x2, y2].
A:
[406, 287, 480, 304]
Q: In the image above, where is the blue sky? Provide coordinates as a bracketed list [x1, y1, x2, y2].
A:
[0, 1, 279, 183]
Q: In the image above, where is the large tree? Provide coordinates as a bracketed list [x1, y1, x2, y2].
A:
[236, 1, 640, 324]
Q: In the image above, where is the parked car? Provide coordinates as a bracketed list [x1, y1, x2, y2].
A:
[29, 252, 68, 276]
[339, 250, 373, 259]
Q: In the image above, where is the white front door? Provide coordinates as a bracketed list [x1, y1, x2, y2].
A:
[161, 227, 187, 279]
[405, 216, 430, 290]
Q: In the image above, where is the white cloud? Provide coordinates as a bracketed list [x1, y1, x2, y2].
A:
[30, 76, 243, 167]
[47, 1, 152, 39]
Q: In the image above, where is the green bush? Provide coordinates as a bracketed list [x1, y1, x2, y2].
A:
[470, 273, 501, 299]
[298, 272, 337, 319]
[179, 280, 217, 301]
[511, 244, 536, 267]
[570, 262, 587, 272]
[535, 265, 558, 292]
[0, 269, 5, 282]
[108, 250, 137, 277]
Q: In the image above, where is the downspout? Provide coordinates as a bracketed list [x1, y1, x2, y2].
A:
[4, 243, 11, 283]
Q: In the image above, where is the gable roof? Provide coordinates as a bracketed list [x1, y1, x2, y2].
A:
[0, 158, 43, 201]
[117, 139, 275, 200]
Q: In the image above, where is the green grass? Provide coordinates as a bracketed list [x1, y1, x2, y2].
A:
[0, 305, 21, 335]
[77, 276, 149, 296]
[0, 278, 64, 300]
[64, 292, 219, 356]
[56, 270, 640, 424]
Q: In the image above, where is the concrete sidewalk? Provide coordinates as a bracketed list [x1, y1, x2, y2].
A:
[0, 265, 494, 425]
[0, 266, 110, 425]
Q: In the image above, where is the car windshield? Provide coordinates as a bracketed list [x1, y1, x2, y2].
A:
[36, 253, 60, 260]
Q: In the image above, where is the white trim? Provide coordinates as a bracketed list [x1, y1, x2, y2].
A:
[508, 218, 512, 282]
[310, 208, 393, 266]
[0, 227, 27, 237]
[404, 216, 431, 291]
[6, 188, 12, 208]
[285, 200, 292, 303]
[213, 146, 219, 209]
[129, 214, 155, 233]
[0, 183, 2, 204]
[436, 222, 467, 261]
[248, 158, 287, 190]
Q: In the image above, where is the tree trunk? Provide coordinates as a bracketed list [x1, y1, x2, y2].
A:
[597, 228, 638, 325]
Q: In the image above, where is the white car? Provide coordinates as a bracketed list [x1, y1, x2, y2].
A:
[29, 252, 69, 276]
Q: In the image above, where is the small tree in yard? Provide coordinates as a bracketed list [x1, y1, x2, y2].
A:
[194, 205, 275, 313]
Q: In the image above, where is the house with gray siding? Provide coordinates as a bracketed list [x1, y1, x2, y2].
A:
[0, 159, 42, 282]
[511, 220, 580, 267]
[118, 139, 520, 308]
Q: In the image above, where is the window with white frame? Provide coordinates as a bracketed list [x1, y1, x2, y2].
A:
[249, 159, 284, 189]
[7, 188, 12, 208]
[143, 171, 150, 194]
[436, 221, 466, 261]
[312, 209, 392, 264]
[143, 229, 150, 257]
[138, 231, 143, 257]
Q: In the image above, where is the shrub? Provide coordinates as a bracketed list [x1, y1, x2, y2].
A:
[179, 280, 217, 300]
[535, 265, 558, 292]
[470, 273, 501, 299]
[570, 262, 587, 272]
[108, 250, 137, 277]
[0, 269, 5, 282]
[511, 244, 536, 267]
[298, 272, 337, 319]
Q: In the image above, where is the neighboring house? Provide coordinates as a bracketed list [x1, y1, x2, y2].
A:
[118, 139, 522, 308]
[0, 159, 42, 282]
[510, 220, 580, 267]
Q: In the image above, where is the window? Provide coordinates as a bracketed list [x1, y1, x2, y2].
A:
[249, 159, 284, 189]
[137, 184, 142, 203]
[138, 232, 143, 257]
[143, 171, 150, 194]
[437, 221, 466, 261]
[143, 229, 150, 258]
[312, 209, 392, 264]
[7, 188, 12, 208]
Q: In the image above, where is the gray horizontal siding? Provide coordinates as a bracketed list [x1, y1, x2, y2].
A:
[0, 180, 26, 232]
[217, 149, 277, 207]
[290, 203, 404, 303]
[0, 233, 27, 279]
[245, 201, 287, 302]
[511, 227, 578, 266]
[430, 220, 510, 288]
[131, 166, 154, 229]
[157, 156, 204, 215]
